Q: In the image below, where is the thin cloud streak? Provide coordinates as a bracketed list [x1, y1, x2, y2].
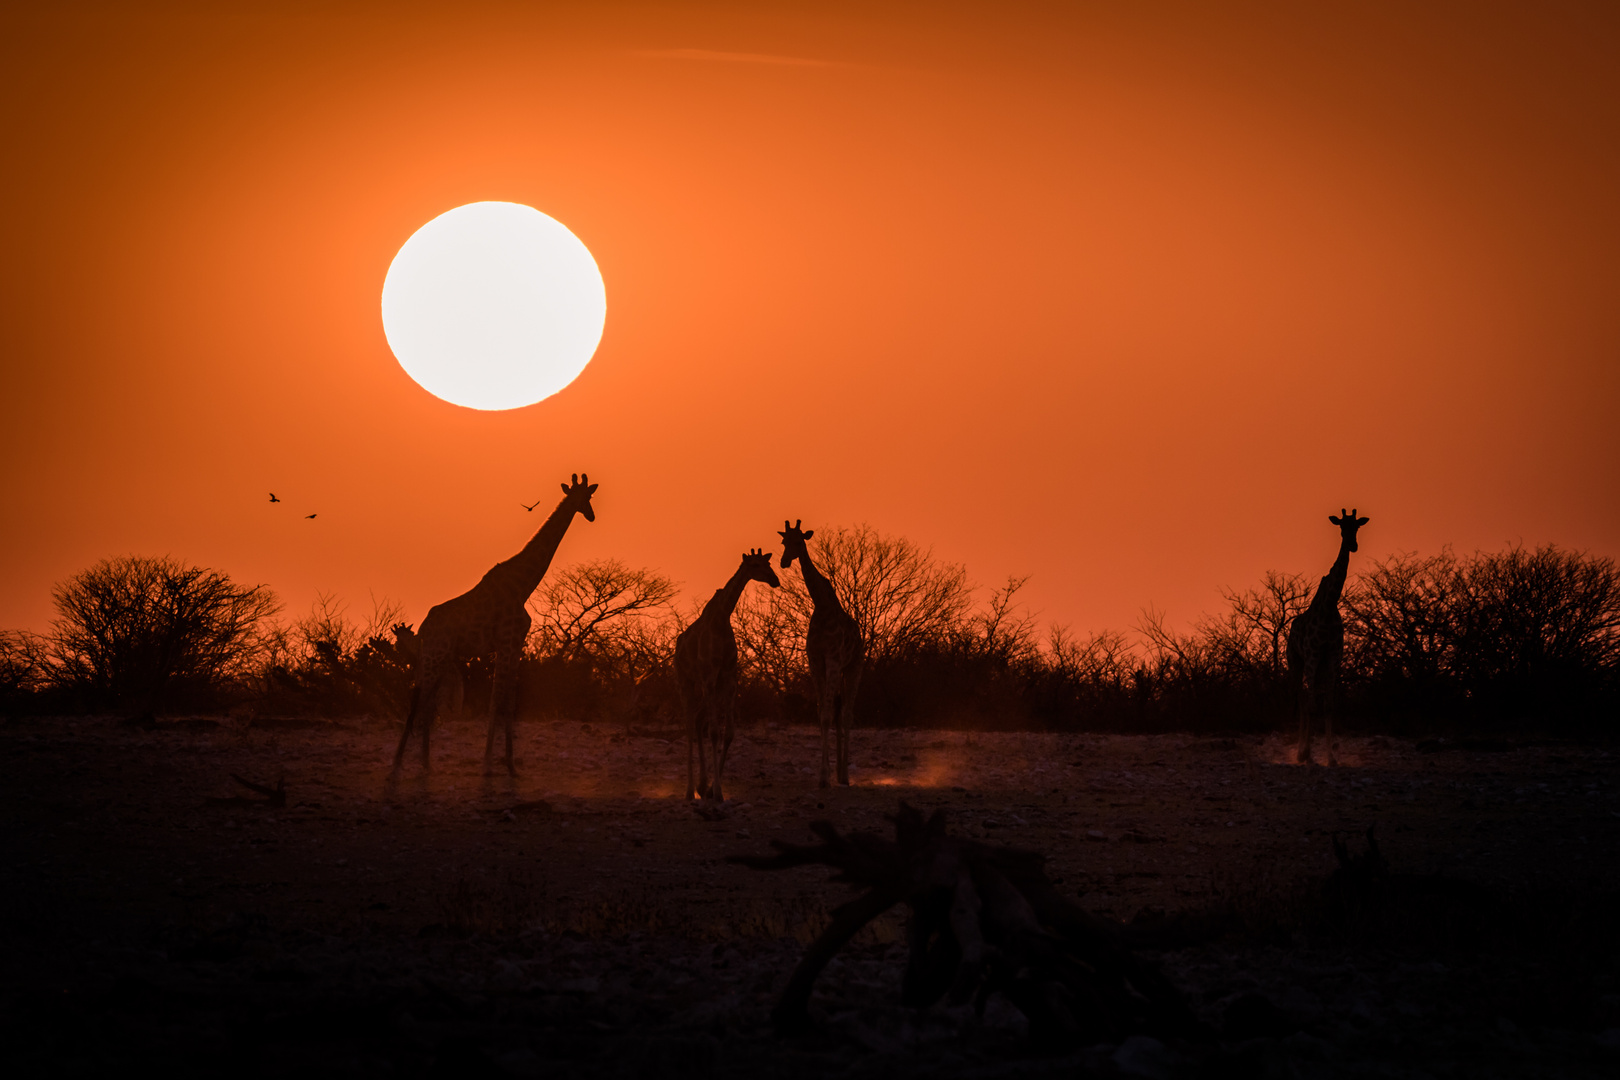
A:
[631, 47, 849, 68]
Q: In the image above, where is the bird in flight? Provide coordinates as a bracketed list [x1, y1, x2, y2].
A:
[269, 493, 280, 503]
[522, 499, 542, 511]
[305, 513, 317, 520]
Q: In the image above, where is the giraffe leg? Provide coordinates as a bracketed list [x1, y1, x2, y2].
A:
[817, 688, 835, 790]
[836, 665, 860, 787]
[685, 701, 698, 800]
[1323, 670, 1339, 767]
[1295, 667, 1314, 767]
[712, 690, 736, 803]
[834, 689, 850, 786]
[485, 650, 520, 777]
[504, 702, 517, 777]
[391, 683, 425, 777]
[503, 651, 521, 777]
[806, 660, 831, 789]
[421, 697, 434, 771]
[697, 699, 715, 800]
[409, 660, 445, 774]
[483, 664, 501, 776]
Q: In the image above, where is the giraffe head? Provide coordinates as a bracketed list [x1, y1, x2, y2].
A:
[559, 473, 599, 522]
[741, 548, 781, 588]
[778, 519, 814, 569]
[1329, 508, 1370, 552]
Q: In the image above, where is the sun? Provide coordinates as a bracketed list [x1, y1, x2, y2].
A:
[381, 202, 606, 410]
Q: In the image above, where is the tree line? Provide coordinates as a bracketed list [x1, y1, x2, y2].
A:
[3, 529, 1616, 735]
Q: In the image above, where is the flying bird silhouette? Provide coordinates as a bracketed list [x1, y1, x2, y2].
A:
[522, 499, 542, 511]
[305, 513, 317, 520]
[269, 493, 280, 503]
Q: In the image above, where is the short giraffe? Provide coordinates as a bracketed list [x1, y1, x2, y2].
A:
[779, 520, 865, 788]
[674, 549, 780, 801]
[1286, 508, 1369, 766]
[391, 474, 598, 778]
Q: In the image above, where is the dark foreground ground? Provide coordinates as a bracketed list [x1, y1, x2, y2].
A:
[2, 713, 1618, 1078]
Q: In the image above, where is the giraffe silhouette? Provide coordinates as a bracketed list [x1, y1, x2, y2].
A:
[675, 549, 780, 801]
[779, 520, 865, 788]
[391, 473, 598, 778]
[1286, 508, 1369, 766]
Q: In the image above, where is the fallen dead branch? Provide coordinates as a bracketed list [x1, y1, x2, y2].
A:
[490, 799, 554, 821]
[730, 802, 1204, 1045]
[204, 773, 286, 809]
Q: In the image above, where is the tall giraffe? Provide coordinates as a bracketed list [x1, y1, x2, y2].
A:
[391, 474, 598, 778]
[675, 549, 780, 801]
[1286, 508, 1369, 766]
[779, 520, 865, 788]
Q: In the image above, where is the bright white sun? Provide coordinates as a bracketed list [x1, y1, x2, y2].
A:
[381, 201, 606, 410]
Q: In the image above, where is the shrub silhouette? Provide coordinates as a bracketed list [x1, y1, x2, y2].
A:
[256, 594, 420, 718]
[0, 630, 49, 713]
[1344, 544, 1619, 730]
[46, 555, 280, 712]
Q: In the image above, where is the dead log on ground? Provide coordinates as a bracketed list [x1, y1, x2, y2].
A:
[204, 774, 286, 809]
[730, 802, 1204, 1045]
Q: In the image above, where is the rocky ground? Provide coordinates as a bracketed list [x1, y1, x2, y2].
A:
[2, 713, 1618, 1077]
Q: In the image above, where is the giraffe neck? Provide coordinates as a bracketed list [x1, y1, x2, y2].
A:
[482, 496, 579, 602]
[702, 565, 756, 622]
[795, 549, 841, 611]
[1313, 536, 1355, 609]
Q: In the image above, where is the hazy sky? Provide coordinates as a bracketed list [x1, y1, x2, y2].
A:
[3, 1, 1616, 639]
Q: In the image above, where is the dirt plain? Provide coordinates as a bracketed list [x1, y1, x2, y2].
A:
[2, 712, 1618, 1078]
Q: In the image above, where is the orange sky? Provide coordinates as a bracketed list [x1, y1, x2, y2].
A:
[3, 1, 1617, 640]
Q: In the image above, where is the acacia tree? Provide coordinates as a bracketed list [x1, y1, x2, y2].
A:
[813, 525, 975, 662]
[1221, 571, 1314, 678]
[1341, 550, 1462, 695]
[48, 555, 280, 709]
[0, 630, 49, 700]
[969, 575, 1041, 668]
[1135, 571, 1312, 687]
[1046, 625, 1135, 691]
[527, 559, 680, 678]
[1451, 545, 1620, 702]
[734, 524, 977, 694]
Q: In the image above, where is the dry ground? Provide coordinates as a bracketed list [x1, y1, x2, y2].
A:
[2, 713, 1618, 1077]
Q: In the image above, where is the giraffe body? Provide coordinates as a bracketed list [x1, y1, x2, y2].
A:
[674, 550, 780, 801]
[1286, 509, 1368, 767]
[391, 474, 597, 778]
[779, 521, 865, 788]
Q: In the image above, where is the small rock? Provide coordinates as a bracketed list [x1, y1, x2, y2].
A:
[488, 958, 525, 993]
[1113, 1035, 1187, 1079]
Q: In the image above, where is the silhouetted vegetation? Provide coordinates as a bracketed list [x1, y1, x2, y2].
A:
[24, 556, 280, 713]
[0, 630, 49, 713]
[254, 593, 417, 718]
[729, 532, 1617, 736]
[3, 539, 1615, 735]
[520, 558, 681, 726]
[1345, 545, 1620, 731]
